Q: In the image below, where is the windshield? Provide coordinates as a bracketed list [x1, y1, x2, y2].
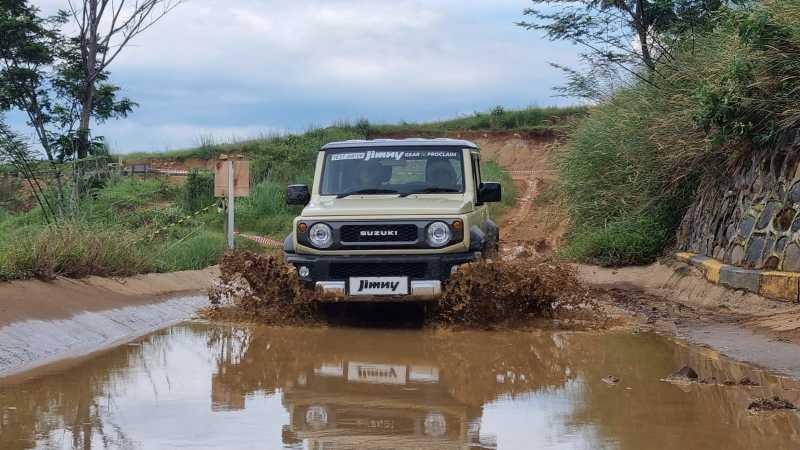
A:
[320, 148, 465, 197]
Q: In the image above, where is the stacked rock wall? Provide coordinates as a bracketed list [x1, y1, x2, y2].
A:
[677, 130, 800, 271]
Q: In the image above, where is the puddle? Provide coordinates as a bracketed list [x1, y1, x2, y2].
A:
[1, 324, 799, 450]
[678, 322, 800, 378]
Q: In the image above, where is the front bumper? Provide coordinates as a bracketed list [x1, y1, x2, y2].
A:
[285, 252, 480, 301]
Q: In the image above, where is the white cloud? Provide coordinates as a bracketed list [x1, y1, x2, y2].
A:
[27, 0, 580, 151]
[98, 121, 285, 154]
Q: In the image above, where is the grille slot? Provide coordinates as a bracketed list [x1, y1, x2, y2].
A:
[329, 262, 428, 280]
[340, 224, 418, 243]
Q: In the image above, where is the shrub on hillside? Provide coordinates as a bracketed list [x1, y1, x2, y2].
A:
[560, 1, 800, 265]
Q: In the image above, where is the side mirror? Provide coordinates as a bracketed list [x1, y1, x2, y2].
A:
[287, 184, 310, 206]
[478, 182, 501, 203]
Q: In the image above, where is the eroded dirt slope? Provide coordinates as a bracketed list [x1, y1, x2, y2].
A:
[469, 132, 568, 257]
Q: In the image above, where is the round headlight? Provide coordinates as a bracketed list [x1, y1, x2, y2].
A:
[309, 223, 333, 248]
[426, 221, 451, 247]
[424, 412, 447, 437]
[306, 405, 328, 428]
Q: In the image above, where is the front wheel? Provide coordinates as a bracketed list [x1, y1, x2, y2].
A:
[483, 230, 500, 259]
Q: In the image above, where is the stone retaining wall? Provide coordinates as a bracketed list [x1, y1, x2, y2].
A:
[677, 130, 800, 271]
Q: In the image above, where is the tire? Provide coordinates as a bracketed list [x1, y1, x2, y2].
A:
[483, 229, 500, 259]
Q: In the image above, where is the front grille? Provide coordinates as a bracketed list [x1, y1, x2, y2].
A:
[340, 224, 418, 243]
[329, 262, 428, 280]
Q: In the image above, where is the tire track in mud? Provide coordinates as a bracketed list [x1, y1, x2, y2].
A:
[498, 168, 564, 258]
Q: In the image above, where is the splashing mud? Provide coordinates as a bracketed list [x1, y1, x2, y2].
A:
[205, 251, 600, 328]
[432, 258, 598, 327]
[205, 251, 322, 324]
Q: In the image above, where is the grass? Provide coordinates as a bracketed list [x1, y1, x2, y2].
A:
[0, 222, 152, 280]
[122, 106, 585, 162]
[367, 105, 587, 136]
[558, 0, 800, 266]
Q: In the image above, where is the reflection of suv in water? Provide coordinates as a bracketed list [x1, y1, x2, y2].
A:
[284, 138, 501, 301]
[281, 359, 496, 449]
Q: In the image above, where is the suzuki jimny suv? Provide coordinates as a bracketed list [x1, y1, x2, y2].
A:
[283, 138, 501, 301]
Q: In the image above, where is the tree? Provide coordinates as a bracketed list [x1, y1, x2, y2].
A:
[0, 0, 181, 215]
[65, 0, 182, 159]
[517, 1, 740, 99]
[0, 116, 56, 222]
[0, 0, 68, 213]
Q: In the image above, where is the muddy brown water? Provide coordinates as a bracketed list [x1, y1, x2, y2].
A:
[1, 324, 799, 450]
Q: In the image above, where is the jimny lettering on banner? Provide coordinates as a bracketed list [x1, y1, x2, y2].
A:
[330, 151, 458, 162]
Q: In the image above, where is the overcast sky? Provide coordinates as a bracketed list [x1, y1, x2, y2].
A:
[21, 0, 580, 153]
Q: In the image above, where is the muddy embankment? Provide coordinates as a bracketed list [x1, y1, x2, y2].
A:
[470, 132, 800, 376]
[0, 268, 217, 380]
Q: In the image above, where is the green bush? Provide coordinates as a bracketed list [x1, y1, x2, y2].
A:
[179, 170, 215, 213]
[236, 180, 300, 237]
[559, 1, 800, 266]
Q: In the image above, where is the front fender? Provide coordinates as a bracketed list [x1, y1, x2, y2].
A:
[469, 226, 486, 252]
[284, 233, 295, 253]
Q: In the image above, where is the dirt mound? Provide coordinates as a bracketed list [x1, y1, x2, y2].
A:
[432, 258, 598, 327]
[205, 251, 322, 324]
[206, 251, 599, 328]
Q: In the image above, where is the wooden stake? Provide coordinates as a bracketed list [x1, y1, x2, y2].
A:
[227, 159, 235, 249]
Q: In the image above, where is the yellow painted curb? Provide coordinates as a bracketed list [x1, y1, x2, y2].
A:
[699, 259, 723, 284]
[760, 271, 800, 303]
[675, 252, 696, 263]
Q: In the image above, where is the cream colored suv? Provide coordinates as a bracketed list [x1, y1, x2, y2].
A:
[284, 138, 501, 301]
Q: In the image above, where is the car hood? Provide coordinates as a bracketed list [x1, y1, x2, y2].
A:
[301, 195, 473, 217]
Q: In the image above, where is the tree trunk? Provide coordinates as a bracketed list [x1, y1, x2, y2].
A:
[77, 0, 99, 160]
[77, 90, 93, 159]
[635, 0, 655, 71]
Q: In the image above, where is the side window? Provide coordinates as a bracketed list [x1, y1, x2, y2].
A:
[471, 154, 481, 193]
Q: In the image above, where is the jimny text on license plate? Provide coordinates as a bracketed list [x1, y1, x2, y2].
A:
[350, 277, 409, 296]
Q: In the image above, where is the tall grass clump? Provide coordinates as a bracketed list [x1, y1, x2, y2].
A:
[0, 222, 152, 280]
[236, 180, 300, 237]
[560, 1, 800, 265]
[152, 230, 225, 272]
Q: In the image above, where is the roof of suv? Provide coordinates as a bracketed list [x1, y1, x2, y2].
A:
[321, 138, 479, 151]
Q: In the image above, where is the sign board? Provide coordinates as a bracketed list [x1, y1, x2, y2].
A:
[214, 160, 250, 197]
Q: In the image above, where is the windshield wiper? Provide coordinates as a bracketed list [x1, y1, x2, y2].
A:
[399, 187, 461, 197]
[336, 188, 400, 199]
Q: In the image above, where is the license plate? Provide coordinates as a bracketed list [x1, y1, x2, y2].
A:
[347, 362, 407, 384]
[349, 277, 409, 296]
